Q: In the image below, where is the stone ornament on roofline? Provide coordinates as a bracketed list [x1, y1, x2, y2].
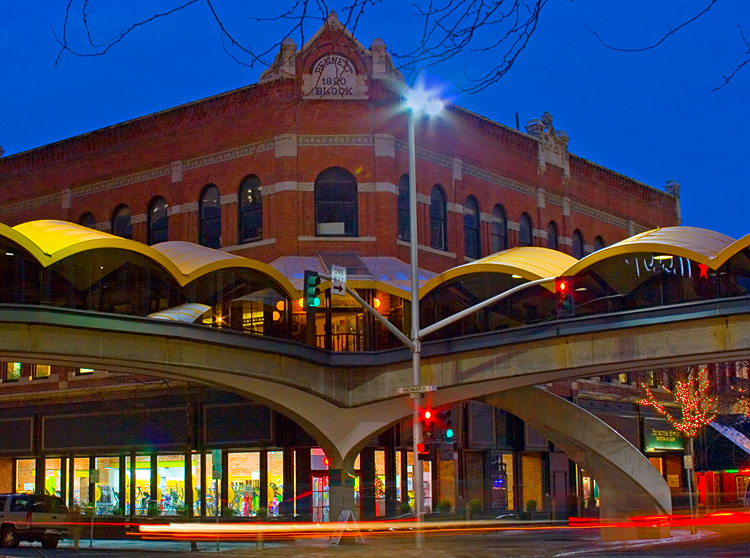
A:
[525, 111, 571, 185]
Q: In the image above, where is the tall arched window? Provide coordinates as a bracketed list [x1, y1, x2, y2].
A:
[547, 221, 559, 250]
[491, 204, 507, 253]
[238, 175, 262, 243]
[79, 212, 96, 229]
[572, 229, 585, 259]
[464, 196, 480, 259]
[430, 185, 448, 251]
[519, 212, 533, 247]
[315, 167, 358, 236]
[199, 184, 222, 249]
[594, 235, 605, 251]
[147, 196, 168, 245]
[397, 174, 410, 241]
[111, 205, 132, 239]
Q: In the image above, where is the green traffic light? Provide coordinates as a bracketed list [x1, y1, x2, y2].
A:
[445, 428, 454, 439]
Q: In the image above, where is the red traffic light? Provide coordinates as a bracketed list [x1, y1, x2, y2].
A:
[555, 277, 569, 293]
[423, 410, 431, 420]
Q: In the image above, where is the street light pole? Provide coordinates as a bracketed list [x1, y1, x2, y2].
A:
[407, 107, 425, 537]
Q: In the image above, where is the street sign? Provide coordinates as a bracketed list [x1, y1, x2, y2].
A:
[397, 385, 437, 395]
[330, 265, 346, 296]
[683, 455, 693, 469]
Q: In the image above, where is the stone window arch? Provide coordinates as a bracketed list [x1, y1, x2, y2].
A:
[491, 204, 507, 252]
[430, 185, 448, 250]
[199, 184, 222, 249]
[111, 205, 132, 239]
[397, 174, 410, 241]
[315, 167, 358, 236]
[572, 229, 585, 259]
[547, 221, 559, 250]
[238, 175, 262, 243]
[79, 212, 96, 229]
[147, 196, 168, 245]
[464, 195, 480, 259]
[519, 212, 533, 247]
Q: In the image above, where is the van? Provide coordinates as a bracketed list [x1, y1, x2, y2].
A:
[0, 493, 68, 549]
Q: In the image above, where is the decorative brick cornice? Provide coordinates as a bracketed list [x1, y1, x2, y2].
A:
[394, 139, 453, 169]
[0, 191, 63, 216]
[185, 139, 276, 170]
[569, 201, 628, 229]
[461, 164, 537, 198]
[299, 135, 374, 146]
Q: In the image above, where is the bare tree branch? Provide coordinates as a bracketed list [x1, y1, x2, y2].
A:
[713, 25, 750, 91]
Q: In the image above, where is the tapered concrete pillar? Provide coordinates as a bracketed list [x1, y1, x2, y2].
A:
[327, 452, 357, 523]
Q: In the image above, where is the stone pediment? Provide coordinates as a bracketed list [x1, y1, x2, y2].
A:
[525, 111, 571, 184]
[259, 11, 403, 100]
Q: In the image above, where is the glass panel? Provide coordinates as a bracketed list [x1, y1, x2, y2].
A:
[72, 458, 89, 507]
[191, 453, 202, 517]
[312, 475, 329, 522]
[16, 459, 35, 493]
[124, 455, 131, 515]
[228, 452, 260, 517]
[35, 364, 51, 378]
[375, 450, 386, 517]
[77, 368, 94, 375]
[134, 455, 151, 516]
[94, 457, 120, 515]
[267, 451, 284, 516]
[502, 453, 515, 511]
[5, 362, 20, 381]
[157, 454, 186, 516]
[311, 448, 328, 470]
[44, 458, 62, 497]
[205, 451, 221, 517]
[395, 451, 402, 506]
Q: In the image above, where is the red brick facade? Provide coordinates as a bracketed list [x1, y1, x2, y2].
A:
[0, 16, 678, 276]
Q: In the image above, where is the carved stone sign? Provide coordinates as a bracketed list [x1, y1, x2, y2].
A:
[303, 54, 367, 100]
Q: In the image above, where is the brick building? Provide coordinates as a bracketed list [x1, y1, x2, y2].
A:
[0, 12, 684, 523]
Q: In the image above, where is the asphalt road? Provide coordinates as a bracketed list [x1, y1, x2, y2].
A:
[0, 526, 748, 558]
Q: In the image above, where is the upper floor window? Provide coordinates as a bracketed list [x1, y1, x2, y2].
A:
[79, 212, 96, 229]
[464, 196, 480, 259]
[491, 204, 507, 253]
[572, 229, 585, 259]
[33, 364, 50, 380]
[315, 167, 358, 236]
[238, 175, 262, 243]
[430, 185, 448, 251]
[199, 184, 222, 249]
[594, 235, 606, 251]
[519, 212, 533, 247]
[111, 205, 132, 239]
[547, 221, 559, 250]
[397, 174, 410, 241]
[147, 196, 168, 245]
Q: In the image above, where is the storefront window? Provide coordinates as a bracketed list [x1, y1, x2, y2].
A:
[72, 458, 89, 507]
[4, 362, 20, 381]
[395, 452, 402, 505]
[44, 458, 62, 497]
[134, 456, 152, 516]
[228, 452, 260, 517]
[157, 454, 186, 516]
[205, 451, 221, 517]
[375, 450, 386, 517]
[502, 454, 515, 511]
[405, 452, 432, 513]
[124, 456, 131, 515]
[16, 459, 35, 493]
[267, 451, 283, 516]
[191, 453, 202, 517]
[33, 364, 51, 379]
[94, 457, 120, 515]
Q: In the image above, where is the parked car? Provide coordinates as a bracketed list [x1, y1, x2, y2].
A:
[744, 483, 750, 508]
[0, 493, 68, 549]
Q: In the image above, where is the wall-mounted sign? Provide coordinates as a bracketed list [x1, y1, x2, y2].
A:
[644, 427, 684, 452]
[303, 54, 366, 99]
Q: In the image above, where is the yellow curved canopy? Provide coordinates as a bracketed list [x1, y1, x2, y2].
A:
[420, 247, 577, 297]
[563, 226, 736, 276]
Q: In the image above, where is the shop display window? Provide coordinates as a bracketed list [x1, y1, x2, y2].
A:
[44, 458, 62, 497]
[157, 454, 186, 516]
[124, 456, 131, 515]
[395, 451, 402, 505]
[502, 454, 515, 511]
[72, 458, 89, 507]
[94, 457, 121, 515]
[191, 453, 202, 516]
[228, 452, 260, 516]
[375, 450, 386, 517]
[267, 451, 284, 516]
[4, 362, 20, 382]
[204, 451, 221, 517]
[33, 364, 51, 379]
[16, 459, 35, 493]
[133, 455, 152, 516]
[405, 452, 432, 513]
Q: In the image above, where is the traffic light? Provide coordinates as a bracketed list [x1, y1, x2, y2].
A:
[303, 270, 321, 310]
[555, 276, 575, 318]
[436, 408, 454, 440]
[420, 407, 434, 440]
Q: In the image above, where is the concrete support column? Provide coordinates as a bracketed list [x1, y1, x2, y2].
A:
[360, 447, 376, 520]
[327, 453, 357, 523]
[295, 448, 311, 521]
[281, 447, 294, 516]
[384, 429, 398, 517]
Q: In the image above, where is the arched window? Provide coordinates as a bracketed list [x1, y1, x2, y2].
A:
[572, 229, 585, 259]
[491, 204, 507, 253]
[111, 205, 132, 239]
[594, 235, 606, 251]
[79, 212, 96, 229]
[238, 175, 262, 243]
[464, 196, 480, 259]
[147, 196, 168, 245]
[315, 167, 358, 236]
[430, 185, 448, 251]
[547, 221, 559, 250]
[199, 184, 222, 249]
[519, 212, 533, 247]
[397, 174, 410, 241]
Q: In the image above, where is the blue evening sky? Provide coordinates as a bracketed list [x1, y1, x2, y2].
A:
[2, 2, 748, 239]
